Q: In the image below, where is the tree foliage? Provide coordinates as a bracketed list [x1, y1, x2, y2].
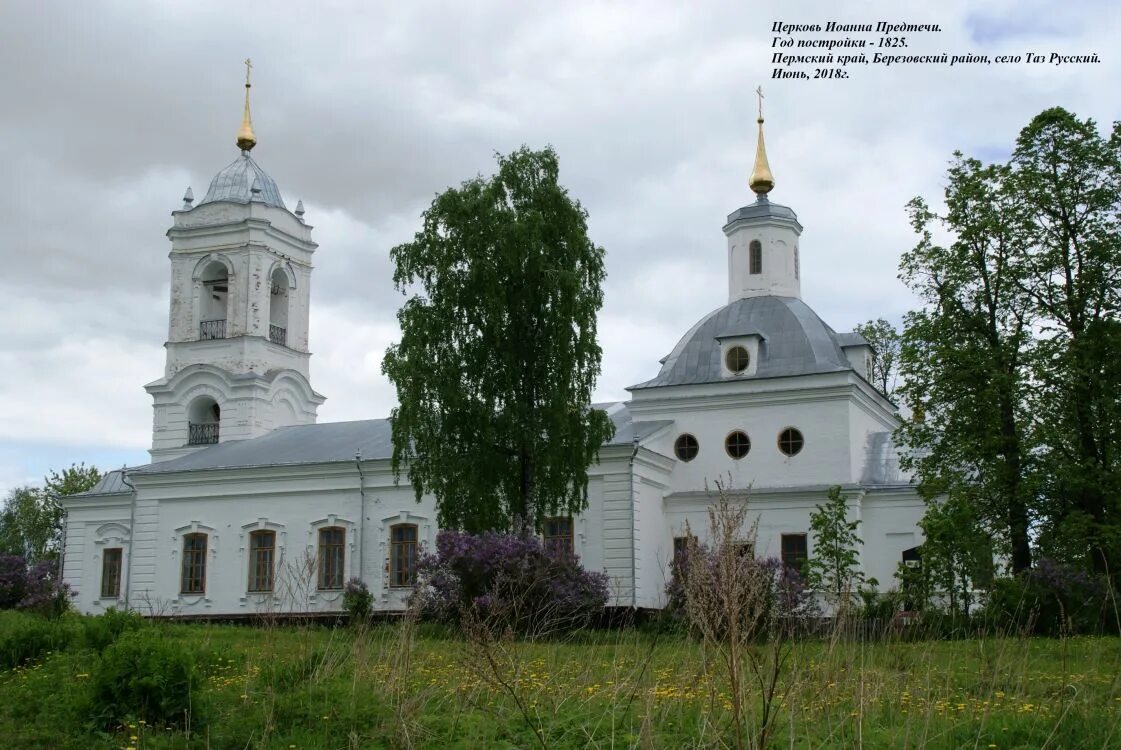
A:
[383, 146, 614, 532]
[897, 154, 1035, 573]
[898, 107, 1121, 577]
[918, 492, 994, 616]
[806, 486, 864, 606]
[853, 318, 901, 399]
[0, 464, 100, 562]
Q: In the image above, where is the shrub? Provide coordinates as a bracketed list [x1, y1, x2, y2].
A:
[90, 629, 198, 728]
[981, 559, 1115, 636]
[342, 578, 373, 623]
[81, 608, 144, 652]
[18, 559, 75, 619]
[0, 554, 28, 609]
[664, 546, 817, 639]
[415, 530, 609, 636]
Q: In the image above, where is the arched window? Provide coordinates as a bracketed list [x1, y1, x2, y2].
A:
[268, 267, 289, 347]
[389, 524, 418, 587]
[181, 533, 207, 594]
[248, 530, 276, 592]
[187, 396, 220, 445]
[749, 240, 763, 275]
[199, 261, 229, 340]
[317, 526, 345, 590]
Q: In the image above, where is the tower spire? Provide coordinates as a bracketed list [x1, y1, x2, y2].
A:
[748, 86, 774, 197]
[236, 58, 257, 152]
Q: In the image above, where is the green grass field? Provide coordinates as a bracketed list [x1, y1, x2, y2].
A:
[2, 617, 1120, 748]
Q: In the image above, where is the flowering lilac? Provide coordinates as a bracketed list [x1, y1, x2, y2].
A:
[414, 529, 608, 635]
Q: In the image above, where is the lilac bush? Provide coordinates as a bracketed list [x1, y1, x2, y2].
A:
[0, 556, 74, 618]
[414, 530, 609, 636]
[664, 546, 817, 636]
[984, 557, 1114, 635]
[20, 559, 75, 618]
[0, 554, 27, 609]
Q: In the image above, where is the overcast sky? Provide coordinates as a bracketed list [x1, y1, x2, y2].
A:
[1, 0, 1117, 495]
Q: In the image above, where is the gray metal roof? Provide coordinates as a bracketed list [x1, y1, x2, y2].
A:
[198, 152, 286, 209]
[836, 332, 870, 348]
[72, 469, 133, 497]
[630, 295, 855, 390]
[723, 198, 802, 232]
[131, 403, 661, 476]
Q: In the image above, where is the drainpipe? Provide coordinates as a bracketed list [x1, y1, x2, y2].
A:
[629, 435, 639, 611]
[120, 470, 137, 611]
[355, 452, 366, 585]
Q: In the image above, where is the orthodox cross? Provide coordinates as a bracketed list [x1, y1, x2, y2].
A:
[244, 58, 253, 87]
[755, 85, 764, 120]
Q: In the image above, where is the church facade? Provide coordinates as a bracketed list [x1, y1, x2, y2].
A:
[61, 81, 924, 617]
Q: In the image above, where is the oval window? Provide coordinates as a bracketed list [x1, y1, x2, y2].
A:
[674, 434, 699, 462]
[725, 346, 750, 374]
[725, 430, 751, 459]
[778, 427, 804, 457]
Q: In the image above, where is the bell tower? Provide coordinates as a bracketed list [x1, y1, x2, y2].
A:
[146, 61, 325, 462]
[724, 87, 804, 303]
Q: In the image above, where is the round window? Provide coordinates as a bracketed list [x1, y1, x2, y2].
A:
[674, 434, 699, 462]
[725, 430, 751, 459]
[725, 346, 750, 374]
[778, 427, 804, 457]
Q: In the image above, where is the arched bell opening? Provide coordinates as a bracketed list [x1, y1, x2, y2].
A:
[199, 261, 230, 340]
[187, 396, 221, 445]
[268, 267, 289, 347]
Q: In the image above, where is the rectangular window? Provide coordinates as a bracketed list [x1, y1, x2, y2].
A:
[389, 524, 418, 587]
[543, 516, 574, 556]
[732, 541, 755, 560]
[781, 533, 808, 573]
[318, 527, 345, 590]
[181, 533, 207, 595]
[248, 530, 276, 592]
[101, 548, 122, 599]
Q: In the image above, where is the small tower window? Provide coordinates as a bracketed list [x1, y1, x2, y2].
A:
[725, 430, 751, 459]
[794, 245, 800, 280]
[725, 346, 750, 374]
[749, 240, 763, 275]
[778, 427, 804, 457]
[674, 434, 699, 462]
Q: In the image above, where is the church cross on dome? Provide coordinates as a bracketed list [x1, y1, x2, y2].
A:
[237, 58, 257, 152]
[748, 85, 774, 198]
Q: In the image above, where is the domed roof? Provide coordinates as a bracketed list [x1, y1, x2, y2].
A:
[629, 296, 855, 390]
[198, 151, 286, 209]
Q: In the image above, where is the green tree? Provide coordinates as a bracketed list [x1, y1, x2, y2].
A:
[854, 317, 901, 399]
[918, 492, 994, 617]
[806, 486, 864, 607]
[0, 464, 100, 562]
[1009, 108, 1121, 575]
[897, 155, 1035, 574]
[383, 146, 614, 533]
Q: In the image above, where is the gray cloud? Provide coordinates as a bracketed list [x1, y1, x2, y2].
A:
[1, 0, 1118, 493]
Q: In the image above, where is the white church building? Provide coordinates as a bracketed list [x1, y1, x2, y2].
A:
[62, 78, 924, 617]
